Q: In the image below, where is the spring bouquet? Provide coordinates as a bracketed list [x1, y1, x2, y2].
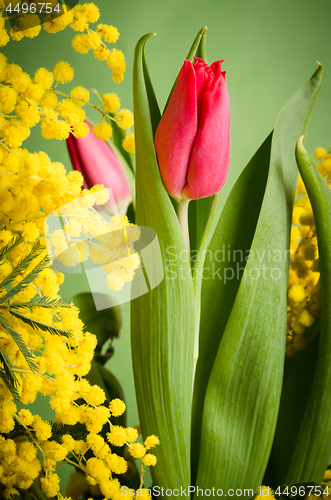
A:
[0, 3, 330, 500]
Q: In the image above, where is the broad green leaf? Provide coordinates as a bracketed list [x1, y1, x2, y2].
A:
[264, 322, 319, 486]
[142, 51, 161, 136]
[195, 64, 323, 496]
[195, 26, 207, 62]
[281, 138, 331, 484]
[187, 26, 207, 63]
[189, 196, 214, 256]
[191, 133, 272, 482]
[131, 33, 195, 490]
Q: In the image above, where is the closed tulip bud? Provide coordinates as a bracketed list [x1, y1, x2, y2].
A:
[67, 121, 132, 214]
[154, 57, 230, 200]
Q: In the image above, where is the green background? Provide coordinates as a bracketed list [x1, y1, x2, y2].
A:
[3, 0, 331, 458]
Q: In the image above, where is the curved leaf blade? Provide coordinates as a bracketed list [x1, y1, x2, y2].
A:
[191, 132, 272, 482]
[264, 322, 320, 486]
[195, 64, 323, 495]
[282, 138, 331, 483]
[131, 34, 195, 490]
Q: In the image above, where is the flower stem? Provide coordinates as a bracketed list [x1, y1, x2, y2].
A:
[176, 199, 190, 258]
[30, 481, 49, 500]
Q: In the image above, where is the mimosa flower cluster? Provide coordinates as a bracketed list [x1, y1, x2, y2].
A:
[0, 7, 158, 498]
[46, 191, 141, 291]
[0, 2, 126, 83]
[0, 52, 134, 151]
[0, 1, 135, 151]
[0, 157, 156, 498]
[286, 145, 331, 356]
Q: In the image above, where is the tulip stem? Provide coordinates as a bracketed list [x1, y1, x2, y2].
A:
[176, 199, 191, 259]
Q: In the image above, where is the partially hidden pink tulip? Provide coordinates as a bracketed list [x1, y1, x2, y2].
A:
[154, 57, 230, 200]
[67, 121, 132, 214]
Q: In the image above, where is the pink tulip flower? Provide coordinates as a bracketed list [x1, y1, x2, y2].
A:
[67, 121, 132, 214]
[154, 57, 230, 200]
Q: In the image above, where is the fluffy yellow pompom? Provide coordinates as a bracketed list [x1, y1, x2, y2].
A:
[93, 122, 112, 141]
[122, 135, 135, 153]
[109, 398, 126, 417]
[53, 61, 74, 84]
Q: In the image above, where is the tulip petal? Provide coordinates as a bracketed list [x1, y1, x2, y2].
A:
[67, 122, 132, 212]
[67, 132, 89, 189]
[192, 57, 212, 119]
[154, 60, 198, 199]
[183, 67, 230, 199]
[163, 27, 208, 112]
[91, 88, 135, 173]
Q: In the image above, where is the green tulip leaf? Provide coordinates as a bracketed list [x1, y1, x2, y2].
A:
[142, 50, 161, 135]
[195, 64, 323, 496]
[191, 132, 272, 482]
[195, 26, 207, 62]
[164, 26, 208, 113]
[264, 322, 319, 486]
[280, 139, 331, 484]
[131, 33, 195, 490]
[189, 196, 215, 256]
